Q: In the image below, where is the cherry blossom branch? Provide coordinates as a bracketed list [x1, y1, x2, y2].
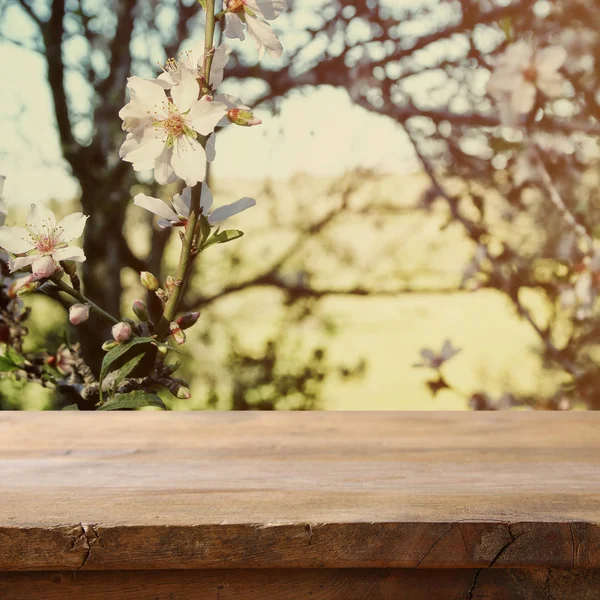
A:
[530, 144, 594, 256]
[52, 278, 120, 326]
[158, 0, 216, 335]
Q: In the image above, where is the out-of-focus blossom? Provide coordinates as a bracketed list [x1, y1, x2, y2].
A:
[461, 244, 488, 289]
[413, 340, 461, 368]
[563, 253, 600, 321]
[158, 42, 231, 90]
[112, 322, 132, 342]
[134, 184, 256, 228]
[469, 392, 519, 411]
[8, 274, 34, 298]
[487, 41, 567, 124]
[69, 303, 90, 325]
[119, 75, 227, 186]
[47, 344, 77, 375]
[560, 28, 596, 72]
[223, 0, 287, 59]
[513, 146, 540, 186]
[0, 204, 87, 274]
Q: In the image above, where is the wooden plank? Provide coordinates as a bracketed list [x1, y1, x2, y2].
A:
[1, 568, 600, 600]
[0, 412, 599, 570]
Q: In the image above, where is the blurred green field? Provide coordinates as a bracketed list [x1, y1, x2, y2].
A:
[3, 172, 559, 410]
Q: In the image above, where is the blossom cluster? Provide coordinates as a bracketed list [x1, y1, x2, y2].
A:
[0, 0, 287, 398]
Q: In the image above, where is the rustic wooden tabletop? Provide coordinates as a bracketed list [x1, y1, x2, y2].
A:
[0, 411, 599, 598]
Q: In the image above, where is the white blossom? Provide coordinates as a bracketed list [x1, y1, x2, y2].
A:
[0, 204, 87, 274]
[119, 74, 227, 186]
[487, 41, 567, 124]
[158, 42, 232, 90]
[134, 184, 256, 228]
[223, 0, 287, 59]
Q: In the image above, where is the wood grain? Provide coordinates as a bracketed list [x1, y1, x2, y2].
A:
[0, 412, 599, 571]
[1, 569, 599, 600]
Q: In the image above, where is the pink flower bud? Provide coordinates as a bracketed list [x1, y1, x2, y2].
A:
[69, 303, 90, 325]
[32, 256, 56, 280]
[227, 108, 262, 127]
[176, 311, 201, 330]
[112, 321, 132, 342]
[132, 299, 149, 322]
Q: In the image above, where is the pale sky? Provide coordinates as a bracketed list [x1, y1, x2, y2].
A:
[0, 1, 421, 206]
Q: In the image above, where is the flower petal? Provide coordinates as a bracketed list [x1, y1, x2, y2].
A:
[56, 213, 88, 243]
[208, 197, 256, 224]
[0, 226, 32, 254]
[172, 73, 200, 114]
[187, 97, 228, 136]
[10, 254, 37, 271]
[246, 16, 283, 58]
[52, 246, 86, 263]
[510, 80, 536, 114]
[190, 39, 206, 68]
[121, 129, 165, 165]
[210, 44, 232, 88]
[205, 134, 217, 162]
[27, 203, 56, 231]
[154, 146, 177, 185]
[200, 182, 214, 213]
[224, 12, 246, 41]
[251, 0, 287, 20]
[535, 46, 567, 74]
[171, 138, 207, 186]
[134, 193, 179, 221]
[172, 188, 192, 217]
[157, 218, 174, 229]
[537, 73, 566, 98]
[126, 76, 168, 110]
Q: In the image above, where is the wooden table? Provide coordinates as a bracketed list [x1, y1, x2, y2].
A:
[0, 412, 598, 599]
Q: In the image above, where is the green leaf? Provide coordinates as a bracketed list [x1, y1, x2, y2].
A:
[99, 337, 166, 401]
[0, 344, 26, 370]
[62, 404, 79, 411]
[0, 356, 19, 372]
[98, 391, 166, 411]
[198, 214, 212, 246]
[202, 229, 244, 250]
[198, 0, 207, 9]
[108, 352, 146, 392]
[6, 345, 25, 367]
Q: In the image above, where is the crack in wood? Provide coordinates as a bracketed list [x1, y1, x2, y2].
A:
[415, 523, 456, 568]
[568, 523, 576, 569]
[463, 523, 522, 600]
[73, 524, 100, 570]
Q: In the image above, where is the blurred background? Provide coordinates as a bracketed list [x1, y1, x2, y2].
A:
[0, 0, 598, 410]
